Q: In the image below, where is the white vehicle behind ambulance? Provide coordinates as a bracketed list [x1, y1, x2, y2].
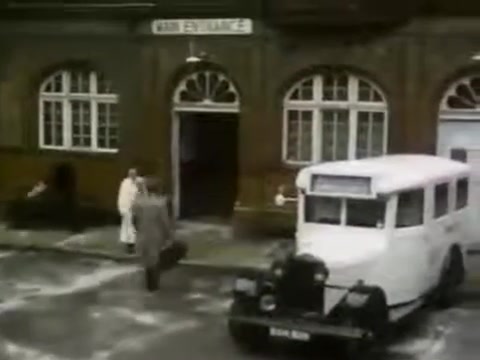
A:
[227, 154, 471, 355]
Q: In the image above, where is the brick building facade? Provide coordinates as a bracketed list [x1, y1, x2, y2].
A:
[0, 1, 480, 236]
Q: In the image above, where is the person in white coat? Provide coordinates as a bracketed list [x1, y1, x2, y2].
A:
[117, 168, 139, 254]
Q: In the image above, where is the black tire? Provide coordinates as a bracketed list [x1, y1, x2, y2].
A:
[344, 289, 389, 360]
[435, 248, 465, 308]
[345, 338, 382, 360]
[227, 301, 269, 353]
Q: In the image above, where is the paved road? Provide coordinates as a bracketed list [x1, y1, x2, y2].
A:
[0, 251, 479, 360]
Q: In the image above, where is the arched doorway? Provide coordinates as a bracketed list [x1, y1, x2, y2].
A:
[437, 75, 480, 156]
[437, 75, 480, 243]
[172, 70, 240, 220]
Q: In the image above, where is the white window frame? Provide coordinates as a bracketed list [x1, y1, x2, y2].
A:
[39, 70, 119, 153]
[172, 70, 240, 113]
[439, 75, 480, 121]
[282, 73, 389, 166]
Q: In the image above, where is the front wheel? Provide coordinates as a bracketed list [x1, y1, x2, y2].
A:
[227, 301, 269, 353]
[344, 289, 389, 360]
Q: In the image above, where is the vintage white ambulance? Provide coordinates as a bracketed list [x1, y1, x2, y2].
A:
[227, 154, 471, 355]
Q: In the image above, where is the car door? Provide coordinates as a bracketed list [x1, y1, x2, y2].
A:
[425, 182, 452, 285]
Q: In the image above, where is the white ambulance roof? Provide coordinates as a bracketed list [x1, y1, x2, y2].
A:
[296, 154, 471, 195]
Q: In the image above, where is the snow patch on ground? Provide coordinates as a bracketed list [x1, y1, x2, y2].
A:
[57, 233, 90, 246]
[389, 311, 459, 360]
[0, 251, 14, 259]
[90, 306, 192, 329]
[90, 316, 200, 359]
[1, 340, 66, 360]
[191, 278, 218, 291]
[111, 307, 159, 326]
[0, 265, 138, 314]
[194, 298, 231, 315]
[186, 292, 208, 301]
[0, 298, 28, 315]
[175, 221, 232, 241]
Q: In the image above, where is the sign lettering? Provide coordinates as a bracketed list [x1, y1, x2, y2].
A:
[151, 18, 253, 35]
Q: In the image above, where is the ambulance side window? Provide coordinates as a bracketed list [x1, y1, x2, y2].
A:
[396, 189, 424, 228]
[456, 178, 469, 210]
[434, 183, 449, 218]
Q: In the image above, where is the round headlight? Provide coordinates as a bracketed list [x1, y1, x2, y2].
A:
[345, 292, 370, 308]
[259, 294, 276, 312]
[273, 267, 283, 278]
[314, 271, 327, 282]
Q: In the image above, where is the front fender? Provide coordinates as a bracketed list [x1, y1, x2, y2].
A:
[330, 285, 389, 337]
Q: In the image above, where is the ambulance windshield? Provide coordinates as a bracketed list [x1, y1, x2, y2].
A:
[304, 196, 386, 228]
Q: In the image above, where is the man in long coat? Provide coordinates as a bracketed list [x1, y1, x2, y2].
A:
[117, 168, 139, 254]
[132, 177, 173, 291]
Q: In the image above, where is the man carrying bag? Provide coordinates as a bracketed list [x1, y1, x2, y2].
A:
[132, 177, 187, 291]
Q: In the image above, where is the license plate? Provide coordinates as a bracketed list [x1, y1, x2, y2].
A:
[269, 327, 311, 341]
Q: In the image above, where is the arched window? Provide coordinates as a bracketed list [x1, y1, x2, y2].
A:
[39, 69, 119, 152]
[440, 75, 480, 119]
[282, 72, 388, 164]
[173, 70, 240, 112]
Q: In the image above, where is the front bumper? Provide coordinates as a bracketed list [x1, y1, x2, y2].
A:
[229, 314, 373, 340]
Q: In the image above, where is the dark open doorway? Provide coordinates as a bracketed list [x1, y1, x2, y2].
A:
[178, 112, 239, 220]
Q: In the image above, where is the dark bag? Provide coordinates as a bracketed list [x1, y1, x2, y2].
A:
[157, 240, 188, 272]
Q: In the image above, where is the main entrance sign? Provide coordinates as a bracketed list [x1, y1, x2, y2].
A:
[151, 18, 253, 35]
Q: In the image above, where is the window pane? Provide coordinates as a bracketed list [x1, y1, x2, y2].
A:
[397, 189, 424, 227]
[323, 74, 348, 101]
[97, 72, 113, 94]
[434, 183, 449, 218]
[305, 196, 341, 225]
[358, 79, 383, 102]
[456, 178, 469, 210]
[356, 111, 370, 158]
[321, 109, 349, 161]
[321, 110, 334, 160]
[71, 100, 92, 147]
[54, 117, 63, 146]
[356, 111, 385, 159]
[371, 112, 385, 156]
[42, 101, 64, 146]
[323, 74, 334, 101]
[53, 73, 63, 93]
[336, 74, 348, 101]
[289, 79, 314, 101]
[451, 148, 467, 163]
[300, 111, 313, 161]
[70, 71, 90, 93]
[336, 110, 349, 160]
[43, 101, 53, 145]
[44, 82, 53, 93]
[96, 102, 119, 149]
[98, 103, 107, 127]
[286, 109, 312, 162]
[346, 199, 386, 228]
[301, 79, 314, 100]
[286, 111, 299, 160]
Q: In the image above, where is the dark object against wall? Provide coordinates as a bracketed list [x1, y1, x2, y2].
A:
[3, 162, 119, 231]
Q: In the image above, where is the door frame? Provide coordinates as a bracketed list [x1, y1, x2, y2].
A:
[171, 108, 240, 219]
